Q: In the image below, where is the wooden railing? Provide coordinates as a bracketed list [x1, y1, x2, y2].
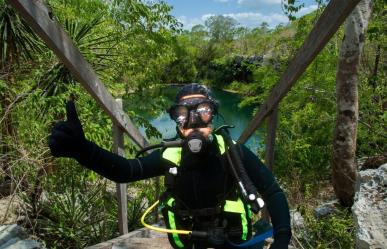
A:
[8, 0, 362, 242]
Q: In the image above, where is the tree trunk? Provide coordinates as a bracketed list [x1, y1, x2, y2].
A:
[332, 0, 373, 207]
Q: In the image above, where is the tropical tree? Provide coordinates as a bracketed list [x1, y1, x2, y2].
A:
[332, 0, 373, 206]
[205, 15, 238, 42]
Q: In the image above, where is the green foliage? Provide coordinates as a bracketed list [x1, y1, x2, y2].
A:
[356, 0, 387, 157]
[3, 0, 178, 247]
[14, 88, 116, 248]
[161, 34, 198, 83]
[357, 80, 387, 156]
[21, 179, 117, 248]
[206, 55, 263, 87]
[2, 0, 385, 247]
[37, 15, 116, 98]
[295, 207, 355, 249]
[12, 82, 160, 247]
[282, 0, 305, 21]
[0, 1, 43, 67]
[205, 15, 238, 42]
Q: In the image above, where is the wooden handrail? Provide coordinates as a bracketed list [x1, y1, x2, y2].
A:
[238, 0, 362, 144]
[7, 0, 149, 149]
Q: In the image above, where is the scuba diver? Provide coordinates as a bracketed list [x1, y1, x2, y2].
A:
[48, 83, 291, 249]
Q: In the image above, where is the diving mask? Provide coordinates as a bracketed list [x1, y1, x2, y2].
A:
[168, 97, 217, 129]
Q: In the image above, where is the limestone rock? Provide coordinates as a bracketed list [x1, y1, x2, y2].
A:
[0, 225, 26, 245]
[352, 164, 387, 249]
[314, 199, 339, 218]
[290, 210, 304, 230]
[0, 224, 42, 249]
[0, 239, 41, 249]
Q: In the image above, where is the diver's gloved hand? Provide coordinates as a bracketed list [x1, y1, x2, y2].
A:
[269, 241, 289, 249]
[48, 100, 91, 161]
[269, 231, 291, 249]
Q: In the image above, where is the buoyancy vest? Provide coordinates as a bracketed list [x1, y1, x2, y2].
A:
[161, 134, 252, 249]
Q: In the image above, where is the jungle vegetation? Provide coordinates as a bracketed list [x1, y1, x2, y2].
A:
[0, 0, 385, 248]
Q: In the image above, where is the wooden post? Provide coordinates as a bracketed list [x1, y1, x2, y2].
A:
[112, 99, 128, 235]
[265, 106, 279, 172]
[262, 106, 279, 222]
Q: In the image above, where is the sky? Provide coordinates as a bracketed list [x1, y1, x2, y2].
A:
[164, 0, 319, 30]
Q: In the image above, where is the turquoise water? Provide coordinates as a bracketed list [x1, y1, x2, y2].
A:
[124, 87, 261, 151]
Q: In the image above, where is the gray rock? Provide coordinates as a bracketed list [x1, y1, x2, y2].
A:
[352, 164, 387, 249]
[0, 225, 26, 246]
[0, 237, 22, 249]
[0, 225, 42, 249]
[1, 239, 41, 249]
[290, 210, 305, 230]
[314, 199, 339, 218]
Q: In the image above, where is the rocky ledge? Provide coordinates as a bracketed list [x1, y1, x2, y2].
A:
[352, 164, 387, 249]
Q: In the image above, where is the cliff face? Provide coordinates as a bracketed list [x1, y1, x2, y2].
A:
[352, 164, 387, 249]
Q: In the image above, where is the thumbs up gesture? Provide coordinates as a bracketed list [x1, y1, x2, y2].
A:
[48, 100, 86, 159]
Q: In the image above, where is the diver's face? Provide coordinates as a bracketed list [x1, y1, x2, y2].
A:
[179, 125, 213, 138]
[177, 94, 213, 138]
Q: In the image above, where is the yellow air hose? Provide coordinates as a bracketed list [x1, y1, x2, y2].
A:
[140, 200, 192, 235]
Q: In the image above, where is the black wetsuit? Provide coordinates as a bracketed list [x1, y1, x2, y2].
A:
[74, 135, 291, 249]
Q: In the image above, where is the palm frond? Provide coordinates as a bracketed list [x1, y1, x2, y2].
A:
[0, 3, 43, 68]
[36, 14, 116, 101]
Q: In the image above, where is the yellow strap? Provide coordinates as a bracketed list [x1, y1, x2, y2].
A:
[162, 147, 182, 165]
[215, 134, 226, 154]
[223, 198, 245, 214]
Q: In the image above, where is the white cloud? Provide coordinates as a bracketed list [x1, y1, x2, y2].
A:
[177, 15, 205, 30]
[237, 0, 282, 8]
[179, 12, 288, 30]
[202, 14, 215, 22]
[178, 3, 318, 31]
[296, 4, 318, 17]
[225, 12, 288, 28]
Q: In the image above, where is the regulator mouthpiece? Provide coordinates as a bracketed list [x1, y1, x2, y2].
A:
[184, 130, 210, 154]
[188, 138, 203, 153]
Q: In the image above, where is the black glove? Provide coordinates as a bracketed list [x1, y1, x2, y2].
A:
[269, 241, 289, 249]
[269, 231, 291, 249]
[48, 100, 90, 161]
